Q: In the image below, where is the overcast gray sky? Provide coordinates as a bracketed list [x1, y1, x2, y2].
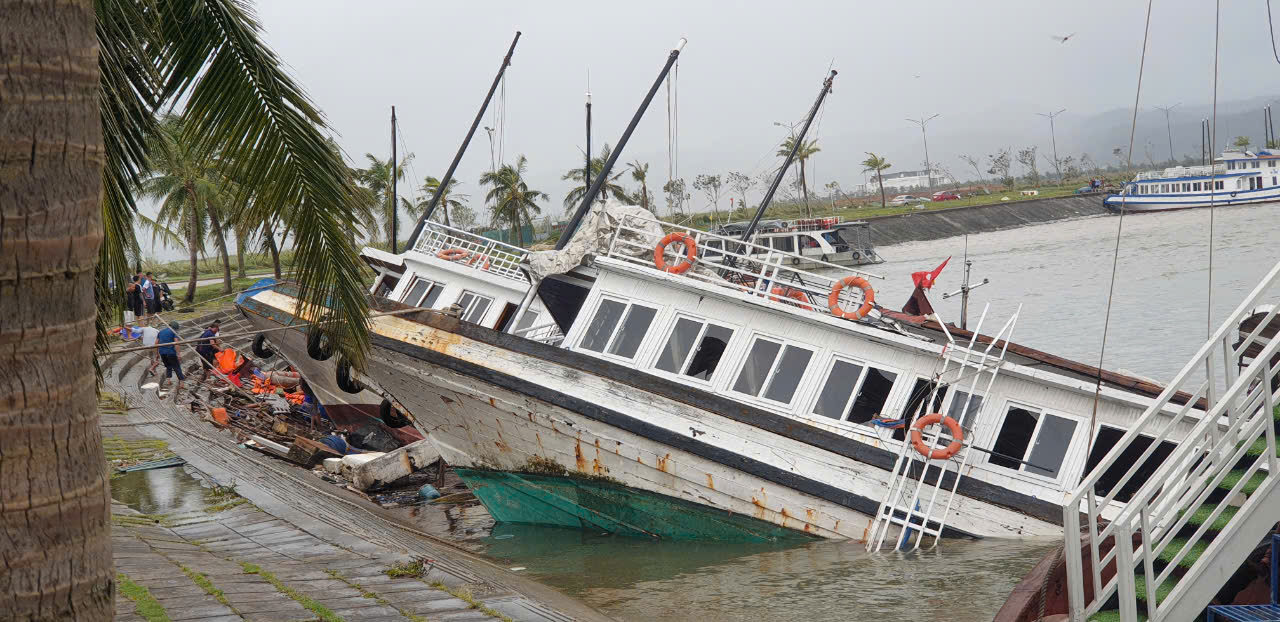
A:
[254, 1, 1280, 226]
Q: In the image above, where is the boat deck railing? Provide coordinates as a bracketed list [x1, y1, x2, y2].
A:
[413, 221, 529, 283]
[1062, 258, 1280, 621]
[604, 213, 885, 320]
[1134, 163, 1228, 181]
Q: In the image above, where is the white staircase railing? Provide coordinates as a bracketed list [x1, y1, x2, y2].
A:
[866, 304, 1021, 551]
[1064, 259, 1280, 622]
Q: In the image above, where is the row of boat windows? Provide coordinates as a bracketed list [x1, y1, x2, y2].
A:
[702, 234, 834, 255]
[1136, 180, 1225, 194]
[1225, 159, 1277, 170]
[398, 275, 540, 334]
[575, 294, 1084, 482]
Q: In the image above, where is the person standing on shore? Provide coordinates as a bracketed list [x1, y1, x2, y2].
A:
[145, 271, 162, 314]
[126, 275, 143, 324]
[155, 321, 184, 397]
[139, 323, 162, 378]
[139, 272, 156, 319]
[196, 320, 222, 382]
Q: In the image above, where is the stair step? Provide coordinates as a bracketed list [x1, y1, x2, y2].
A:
[1218, 469, 1269, 496]
[1134, 573, 1178, 605]
[1158, 537, 1210, 568]
[1244, 436, 1279, 459]
[1088, 610, 1148, 621]
[1184, 503, 1240, 532]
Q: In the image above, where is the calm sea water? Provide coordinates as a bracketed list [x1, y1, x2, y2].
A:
[462, 203, 1280, 622]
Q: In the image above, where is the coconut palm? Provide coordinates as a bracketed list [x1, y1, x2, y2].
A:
[862, 152, 892, 208]
[562, 143, 629, 209]
[777, 135, 821, 216]
[422, 176, 467, 227]
[3, 2, 371, 617]
[482, 155, 548, 246]
[629, 160, 653, 211]
[354, 152, 415, 245]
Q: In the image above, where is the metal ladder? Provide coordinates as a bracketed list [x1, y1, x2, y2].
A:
[866, 304, 1022, 552]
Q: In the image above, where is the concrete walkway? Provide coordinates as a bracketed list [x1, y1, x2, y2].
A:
[102, 309, 613, 622]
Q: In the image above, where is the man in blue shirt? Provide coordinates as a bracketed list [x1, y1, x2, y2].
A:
[139, 273, 156, 318]
[195, 320, 221, 382]
[155, 321, 184, 397]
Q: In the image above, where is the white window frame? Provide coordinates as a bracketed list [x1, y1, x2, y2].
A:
[401, 277, 444, 308]
[455, 290, 495, 324]
[982, 400, 1084, 484]
[573, 295, 660, 363]
[727, 332, 817, 407]
[647, 313, 739, 386]
[803, 354, 903, 426]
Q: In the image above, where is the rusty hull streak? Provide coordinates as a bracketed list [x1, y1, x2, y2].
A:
[574, 440, 588, 472]
[705, 473, 714, 490]
[656, 453, 670, 473]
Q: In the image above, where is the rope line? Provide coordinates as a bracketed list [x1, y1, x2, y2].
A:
[1088, 0, 1155, 448]
[1208, 0, 1221, 342]
[1270, 0, 1280, 66]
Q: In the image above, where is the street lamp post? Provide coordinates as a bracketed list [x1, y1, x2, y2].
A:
[906, 114, 940, 190]
[1156, 103, 1181, 163]
[1036, 108, 1067, 180]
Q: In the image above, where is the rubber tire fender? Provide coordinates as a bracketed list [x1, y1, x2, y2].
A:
[252, 334, 275, 358]
[307, 329, 333, 361]
[335, 358, 364, 394]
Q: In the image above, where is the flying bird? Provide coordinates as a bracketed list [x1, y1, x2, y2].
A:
[1051, 32, 1077, 44]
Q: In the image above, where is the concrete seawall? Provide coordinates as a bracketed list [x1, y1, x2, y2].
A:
[865, 194, 1111, 246]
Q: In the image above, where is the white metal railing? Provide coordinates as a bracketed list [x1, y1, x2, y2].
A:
[1134, 164, 1228, 181]
[1064, 259, 1280, 622]
[604, 213, 884, 321]
[413, 221, 529, 283]
[758, 216, 845, 233]
[512, 321, 564, 345]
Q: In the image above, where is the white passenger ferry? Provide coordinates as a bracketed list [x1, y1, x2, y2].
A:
[1105, 149, 1280, 211]
[236, 201, 1231, 545]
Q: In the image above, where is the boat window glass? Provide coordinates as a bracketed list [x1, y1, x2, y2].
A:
[1193, 182, 1200, 191]
[812, 359, 864, 419]
[579, 299, 626, 352]
[1085, 426, 1179, 503]
[946, 390, 984, 430]
[606, 305, 658, 359]
[403, 278, 442, 308]
[990, 404, 1079, 479]
[513, 310, 540, 333]
[1270, 160, 1277, 167]
[800, 235, 822, 249]
[1183, 183, 1191, 192]
[847, 366, 898, 424]
[772, 236, 795, 253]
[1228, 161, 1236, 170]
[654, 317, 734, 381]
[456, 291, 493, 324]
[733, 338, 782, 397]
[375, 276, 400, 298]
[893, 378, 948, 441]
[1253, 161, 1261, 168]
[763, 345, 814, 403]
[1217, 180, 1224, 190]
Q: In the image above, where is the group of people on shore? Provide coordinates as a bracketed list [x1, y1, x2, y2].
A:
[120, 308, 223, 400]
[125, 271, 171, 323]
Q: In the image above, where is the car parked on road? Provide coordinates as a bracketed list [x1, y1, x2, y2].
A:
[888, 194, 927, 206]
[931, 191, 961, 201]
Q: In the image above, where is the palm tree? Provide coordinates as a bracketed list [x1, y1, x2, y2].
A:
[777, 135, 821, 216]
[562, 143, 629, 209]
[4, 3, 371, 616]
[354, 152, 414, 245]
[482, 155, 548, 246]
[629, 160, 653, 211]
[422, 176, 467, 227]
[138, 116, 234, 299]
[862, 152, 892, 208]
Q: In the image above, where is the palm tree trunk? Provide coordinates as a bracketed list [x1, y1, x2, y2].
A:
[800, 160, 812, 217]
[877, 174, 887, 208]
[1, 3, 114, 618]
[265, 224, 283, 279]
[184, 184, 200, 303]
[206, 205, 233, 294]
[235, 234, 247, 278]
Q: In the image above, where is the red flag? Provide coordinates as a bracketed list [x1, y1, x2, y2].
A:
[911, 256, 951, 289]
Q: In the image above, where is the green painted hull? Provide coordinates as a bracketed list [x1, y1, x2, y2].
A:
[454, 468, 817, 542]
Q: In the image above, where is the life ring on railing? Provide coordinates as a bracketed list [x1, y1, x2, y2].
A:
[769, 286, 813, 311]
[653, 232, 697, 274]
[437, 248, 469, 261]
[466, 253, 491, 270]
[909, 413, 964, 460]
[828, 276, 875, 320]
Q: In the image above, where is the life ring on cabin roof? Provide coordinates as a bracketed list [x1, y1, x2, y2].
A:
[653, 232, 697, 274]
[828, 276, 875, 320]
[466, 252, 491, 270]
[769, 286, 813, 311]
[437, 248, 470, 261]
[910, 413, 964, 460]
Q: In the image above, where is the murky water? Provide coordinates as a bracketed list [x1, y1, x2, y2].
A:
[111, 467, 213, 515]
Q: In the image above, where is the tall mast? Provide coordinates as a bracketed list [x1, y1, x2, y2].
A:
[556, 39, 686, 250]
[740, 70, 836, 242]
[585, 86, 592, 199]
[405, 31, 522, 249]
[390, 105, 398, 254]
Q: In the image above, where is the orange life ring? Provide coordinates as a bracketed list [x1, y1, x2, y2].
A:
[466, 253, 491, 270]
[828, 276, 875, 320]
[769, 286, 813, 311]
[437, 248, 469, 261]
[909, 413, 964, 460]
[653, 232, 697, 274]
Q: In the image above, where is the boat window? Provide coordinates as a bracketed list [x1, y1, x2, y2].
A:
[513, 310, 540, 334]
[375, 276, 400, 298]
[1228, 161, 1236, 170]
[1085, 426, 1179, 503]
[800, 234, 822, 249]
[1183, 183, 1191, 192]
[606, 305, 657, 359]
[403, 277, 444, 308]
[1193, 182, 1200, 191]
[731, 336, 813, 404]
[1216, 180, 1224, 190]
[578, 299, 626, 352]
[989, 404, 1079, 479]
[456, 291, 494, 324]
[812, 359, 864, 419]
[892, 378, 948, 441]
[654, 317, 734, 381]
[946, 390, 984, 430]
[1253, 161, 1261, 169]
[1270, 160, 1277, 167]
[847, 366, 898, 424]
[772, 236, 795, 253]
